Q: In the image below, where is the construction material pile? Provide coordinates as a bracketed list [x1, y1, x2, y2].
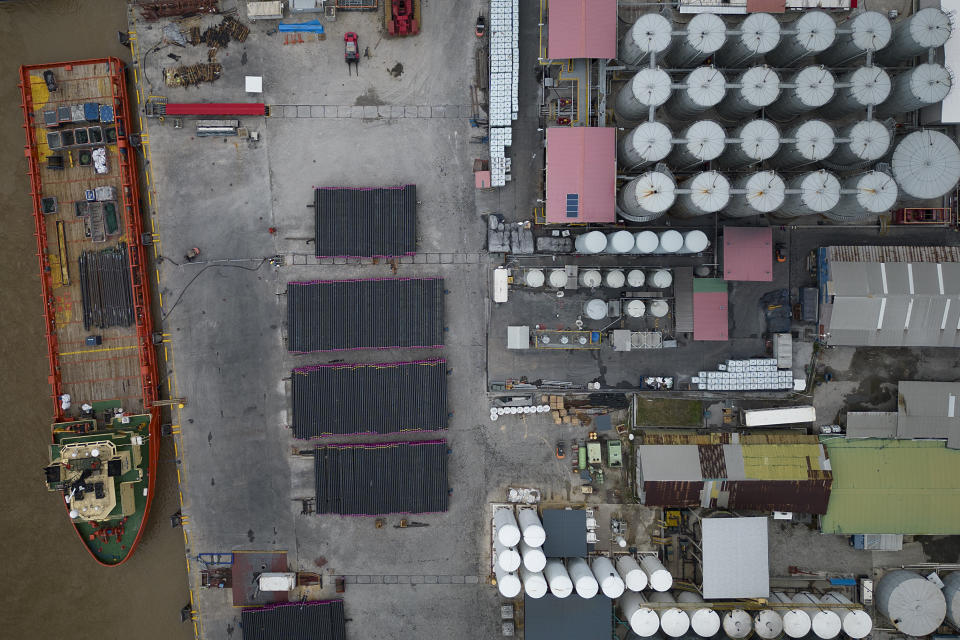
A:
[79, 244, 135, 330]
[164, 62, 222, 87]
[187, 15, 249, 48]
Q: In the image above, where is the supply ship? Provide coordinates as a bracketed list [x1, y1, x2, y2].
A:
[19, 58, 160, 566]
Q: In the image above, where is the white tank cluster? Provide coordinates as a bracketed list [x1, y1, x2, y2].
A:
[770, 120, 835, 169]
[793, 591, 842, 639]
[875, 569, 947, 636]
[820, 591, 873, 639]
[668, 120, 726, 168]
[716, 66, 780, 120]
[766, 10, 836, 67]
[494, 507, 550, 599]
[771, 591, 812, 639]
[674, 172, 730, 218]
[618, 171, 676, 223]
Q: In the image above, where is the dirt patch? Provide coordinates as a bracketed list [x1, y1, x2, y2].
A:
[389, 62, 404, 78]
[354, 87, 384, 106]
[918, 535, 960, 563]
[635, 398, 702, 427]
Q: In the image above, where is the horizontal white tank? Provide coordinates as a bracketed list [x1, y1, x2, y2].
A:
[580, 269, 602, 288]
[828, 66, 891, 116]
[621, 12, 673, 65]
[769, 120, 835, 169]
[665, 66, 726, 121]
[649, 300, 670, 318]
[543, 558, 574, 599]
[651, 269, 673, 289]
[567, 557, 600, 599]
[875, 569, 947, 636]
[617, 555, 648, 591]
[827, 171, 898, 222]
[621, 592, 661, 637]
[875, 63, 952, 117]
[875, 7, 952, 65]
[716, 65, 780, 120]
[891, 129, 960, 200]
[618, 171, 676, 223]
[942, 571, 960, 628]
[668, 120, 726, 168]
[766, 10, 836, 67]
[494, 538, 521, 572]
[821, 591, 873, 639]
[723, 171, 785, 218]
[666, 13, 727, 67]
[830, 120, 890, 165]
[649, 592, 690, 638]
[615, 68, 673, 123]
[627, 269, 646, 288]
[575, 231, 607, 254]
[548, 269, 568, 289]
[717, 13, 780, 67]
[634, 230, 660, 255]
[619, 121, 674, 169]
[640, 555, 672, 591]
[626, 300, 647, 318]
[682, 230, 710, 254]
[719, 119, 779, 168]
[656, 230, 683, 255]
[607, 230, 638, 254]
[754, 609, 783, 640]
[793, 592, 841, 640]
[674, 172, 730, 218]
[494, 508, 521, 547]
[583, 298, 608, 321]
[519, 540, 547, 572]
[772, 592, 811, 639]
[518, 509, 545, 547]
[677, 592, 721, 637]
[525, 269, 545, 288]
[724, 609, 753, 639]
[819, 10, 892, 65]
[520, 566, 548, 599]
[766, 66, 835, 121]
[495, 564, 522, 598]
[606, 270, 626, 289]
[592, 556, 625, 598]
[780, 171, 840, 218]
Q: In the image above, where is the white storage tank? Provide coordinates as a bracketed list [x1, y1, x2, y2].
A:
[666, 13, 727, 67]
[724, 609, 753, 639]
[665, 66, 727, 121]
[617, 555, 648, 592]
[619, 171, 676, 223]
[627, 269, 646, 288]
[677, 592, 721, 637]
[567, 557, 600, 599]
[673, 172, 731, 218]
[722, 171, 786, 219]
[619, 121, 674, 169]
[766, 66, 835, 121]
[607, 230, 638, 254]
[875, 7, 952, 65]
[519, 540, 546, 572]
[575, 231, 607, 254]
[634, 230, 660, 255]
[518, 509, 546, 547]
[830, 120, 891, 166]
[827, 66, 892, 116]
[875, 569, 947, 636]
[606, 270, 627, 289]
[719, 119, 780, 168]
[649, 592, 690, 638]
[780, 171, 840, 218]
[495, 564, 522, 598]
[626, 300, 647, 319]
[792, 592, 841, 640]
[592, 556, 625, 598]
[494, 508, 521, 547]
[525, 269, 545, 288]
[819, 11, 892, 65]
[754, 609, 783, 640]
[875, 63, 952, 117]
[651, 270, 673, 289]
[682, 230, 710, 254]
[669, 120, 726, 169]
[716, 65, 780, 121]
[820, 592, 873, 639]
[769, 120, 835, 169]
[580, 269, 603, 288]
[494, 538, 521, 572]
[771, 592, 811, 639]
[640, 555, 672, 591]
[543, 558, 574, 599]
[548, 269, 568, 289]
[766, 10, 836, 67]
[656, 230, 683, 255]
[826, 171, 898, 222]
[621, 592, 662, 637]
[520, 566, 548, 599]
[615, 68, 673, 123]
[621, 12, 673, 65]
[891, 130, 960, 200]
[584, 299, 608, 321]
[717, 13, 780, 67]
[943, 571, 960, 628]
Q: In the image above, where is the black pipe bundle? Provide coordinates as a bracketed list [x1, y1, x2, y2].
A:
[79, 242, 135, 331]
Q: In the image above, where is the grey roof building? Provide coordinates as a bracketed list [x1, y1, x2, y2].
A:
[845, 381, 960, 449]
[701, 517, 770, 599]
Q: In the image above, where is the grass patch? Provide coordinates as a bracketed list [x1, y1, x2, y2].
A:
[634, 397, 702, 427]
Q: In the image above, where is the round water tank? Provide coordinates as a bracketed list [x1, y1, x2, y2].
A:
[649, 592, 690, 638]
[876, 569, 947, 636]
[674, 172, 730, 218]
[657, 230, 683, 254]
[767, 66, 835, 120]
[721, 119, 780, 167]
[520, 540, 547, 572]
[621, 592, 661, 637]
[617, 555, 648, 592]
[495, 564, 522, 598]
[627, 269, 646, 288]
[666, 13, 727, 67]
[518, 509, 546, 547]
[682, 230, 710, 254]
[549, 269, 568, 288]
[678, 592, 721, 637]
[619, 171, 676, 222]
[766, 10, 836, 67]
[580, 269, 603, 288]
[616, 68, 673, 123]
[942, 571, 960, 628]
[525, 269, 545, 288]
[520, 566, 548, 599]
[772, 592, 812, 639]
[651, 270, 673, 289]
[876, 63, 952, 117]
[717, 65, 781, 120]
[567, 557, 600, 599]
[635, 231, 660, 254]
[833, 120, 891, 165]
[781, 171, 841, 218]
[875, 7, 952, 65]
[626, 300, 647, 318]
[639, 555, 672, 591]
[793, 592, 841, 640]
[544, 558, 574, 599]
[649, 300, 670, 318]
[620, 121, 674, 168]
[819, 10, 892, 65]
[494, 508, 521, 547]
[892, 130, 960, 200]
[621, 12, 673, 65]
[754, 609, 783, 640]
[607, 230, 637, 254]
[724, 609, 753, 639]
[670, 119, 726, 168]
[592, 556, 625, 598]
[821, 592, 873, 639]
[724, 171, 786, 218]
[606, 270, 626, 289]
[494, 538, 521, 572]
[584, 299, 608, 321]
[718, 12, 781, 66]
[575, 231, 607, 254]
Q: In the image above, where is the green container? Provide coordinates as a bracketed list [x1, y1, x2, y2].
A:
[578, 445, 586, 470]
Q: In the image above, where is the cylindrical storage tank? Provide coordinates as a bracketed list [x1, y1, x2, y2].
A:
[664, 66, 726, 121]
[640, 555, 672, 591]
[668, 120, 726, 169]
[495, 564, 522, 598]
[627, 269, 646, 288]
[621, 12, 674, 65]
[618, 172, 676, 223]
[518, 509, 545, 547]
[494, 508, 521, 547]
[780, 171, 840, 218]
[821, 592, 873, 639]
[754, 609, 783, 640]
[656, 230, 683, 255]
[543, 558, 574, 599]
[723, 171, 786, 218]
[606, 270, 627, 289]
[583, 298, 608, 321]
[567, 557, 600, 599]
[682, 230, 710, 254]
[716, 65, 780, 121]
[830, 120, 891, 166]
[943, 571, 960, 628]
[615, 68, 673, 123]
[891, 130, 960, 200]
[520, 566, 548, 599]
[673, 172, 731, 219]
[548, 269, 568, 289]
[772, 592, 811, 639]
[519, 540, 547, 572]
[819, 11, 892, 65]
[766, 10, 836, 67]
[494, 538, 521, 572]
[649, 300, 670, 318]
[875, 63, 952, 117]
[826, 66, 892, 116]
[875, 7, 952, 65]
[580, 269, 603, 288]
[626, 300, 647, 318]
[592, 556, 625, 598]
[607, 230, 637, 254]
[622, 592, 662, 637]
[620, 121, 674, 169]
[827, 171, 898, 222]
[649, 592, 690, 638]
[766, 66, 835, 121]
[677, 592, 721, 637]
[724, 609, 753, 639]
[634, 231, 660, 255]
[717, 13, 780, 67]
[665, 13, 727, 67]
[876, 569, 947, 636]
[769, 120, 835, 169]
[575, 231, 607, 254]
[525, 269, 545, 288]
[792, 592, 841, 640]
[651, 269, 673, 289]
[617, 556, 648, 592]
[719, 119, 780, 168]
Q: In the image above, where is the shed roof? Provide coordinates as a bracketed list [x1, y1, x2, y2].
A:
[541, 509, 588, 557]
[702, 517, 770, 599]
[846, 412, 898, 439]
[547, 0, 618, 60]
[898, 381, 960, 449]
[545, 127, 616, 223]
[693, 280, 729, 341]
[723, 227, 773, 281]
[525, 593, 612, 640]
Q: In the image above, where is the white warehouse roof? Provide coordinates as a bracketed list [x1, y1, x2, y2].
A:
[702, 517, 770, 599]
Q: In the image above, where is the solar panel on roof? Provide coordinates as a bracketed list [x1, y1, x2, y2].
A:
[566, 193, 579, 218]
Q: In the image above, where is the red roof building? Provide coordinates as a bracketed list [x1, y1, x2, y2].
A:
[693, 279, 729, 341]
[545, 127, 616, 223]
[723, 227, 773, 282]
[547, 0, 618, 60]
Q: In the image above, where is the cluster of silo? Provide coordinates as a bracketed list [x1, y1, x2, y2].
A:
[494, 507, 547, 598]
[511, 552, 675, 602]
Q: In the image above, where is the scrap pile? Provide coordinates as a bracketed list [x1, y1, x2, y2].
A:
[546, 394, 589, 426]
[137, 0, 218, 21]
[187, 15, 249, 48]
[164, 62, 222, 87]
[79, 244, 135, 330]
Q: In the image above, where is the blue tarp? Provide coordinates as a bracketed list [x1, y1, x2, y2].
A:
[278, 20, 325, 33]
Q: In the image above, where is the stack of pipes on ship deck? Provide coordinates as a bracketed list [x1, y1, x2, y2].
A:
[79, 243, 135, 331]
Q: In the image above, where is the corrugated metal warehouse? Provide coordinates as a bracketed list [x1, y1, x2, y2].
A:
[291, 359, 448, 438]
[314, 185, 417, 258]
[240, 599, 346, 640]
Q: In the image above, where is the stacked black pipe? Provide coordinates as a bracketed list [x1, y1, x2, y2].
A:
[79, 242, 135, 330]
[240, 600, 345, 640]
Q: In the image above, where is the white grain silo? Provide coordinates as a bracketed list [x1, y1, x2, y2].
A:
[584, 298, 609, 321]
[682, 230, 711, 254]
[876, 570, 947, 636]
[668, 120, 726, 169]
[820, 592, 873, 639]
[769, 120, 835, 169]
[766, 10, 837, 67]
[494, 538, 522, 572]
[619, 171, 676, 223]
[640, 555, 673, 591]
[891, 129, 960, 200]
[677, 592, 721, 637]
[674, 172, 731, 218]
[771, 592, 811, 639]
[608, 230, 638, 254]
[875, 7, 952, 65]
[724, 609, 753, 639]
[592, 556, 626, 598]
[649, 300, 670, 318]
[525, 269, 545, 288]
[723, 171, 786, 218]
[622, 592, 662, 637]
[575, 231, 608, 254]
[666, 13, 727, 68]
[627, 269, 646, 288]
[792, 592, 842, 640]
[943, 571, 960, 628]
[819, 11, 892, 65]
[580, 269, 603, 288]
[495, 564, 522, 598]
[617, 555, 648, 591]
[518, 509, 545, 547]
[567, 557, 600, 599]
[616, 68, 674, 124]
[651, 269, 673, 289]
[826, 171, 898, 222]
[754, 609, 783, 640]
[626, 300, 647, 318]
[548, 269, 568, 289]
[830, 120, 891, 166]
[606, 270, 627, 289]
[649, 592, 691, 638]
[827, 67, 892, 116]
[634, 230, 660, 254]
[656, 230, 684, 255]
[875, 63, 952, 117]
[495, 508, 521, 547]
[780, 171, 841, 218]
[620, 121, 674, 169]
[621, 12, 674, 65]
[520, 540, 547, 572]
[719, 119, 780, 168]
[717, 13, 781, 67]
[716, 65, 780, 121]
[520, 566, 548, 599]
[665, 67, 727, 121]
[544, 558, 574, 598]
[766, 66, 835, 121]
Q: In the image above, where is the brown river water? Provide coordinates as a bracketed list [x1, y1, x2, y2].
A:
[0, 1, 192, 638]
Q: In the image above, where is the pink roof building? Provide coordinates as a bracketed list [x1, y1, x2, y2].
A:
[547, 0, 618, 60]
[693, 279, 729, 342]
[545, 127, 616, 224]
[723, 227, 774, 282]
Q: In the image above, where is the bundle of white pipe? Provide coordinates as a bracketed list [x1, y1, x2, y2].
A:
[640, 555, 672, 591]
[617, 555, 648, 591]
[494, 508, 521, 547]
[567, 557, 600, 599]
[517, 509, 546, 547]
